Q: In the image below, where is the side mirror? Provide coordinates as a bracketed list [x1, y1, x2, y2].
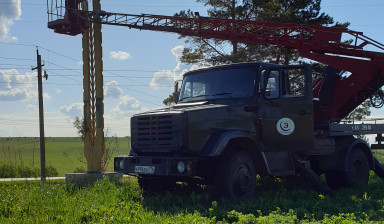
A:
[259, 70, 269, 93]
[174, 81, 181, 104]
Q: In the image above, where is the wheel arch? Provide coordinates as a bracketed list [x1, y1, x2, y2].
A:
[343, 138, 374, 171]
[200, 130, 268, 175]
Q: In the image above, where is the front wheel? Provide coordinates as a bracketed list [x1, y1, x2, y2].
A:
[215, 151, 256, 200]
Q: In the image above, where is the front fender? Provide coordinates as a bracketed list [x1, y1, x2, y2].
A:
[200, 130, 256, 157]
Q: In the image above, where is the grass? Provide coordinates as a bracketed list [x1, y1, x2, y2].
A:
[1, 138, 384, 222]
[1, 172, 384, 223]
[0, 137, 130, 176]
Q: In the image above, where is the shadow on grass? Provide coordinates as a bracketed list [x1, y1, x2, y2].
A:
[140, 172, 384, 222]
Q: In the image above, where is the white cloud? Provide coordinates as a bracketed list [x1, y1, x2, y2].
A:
[150, 45, 195, 89]
[109, 89, 142, 119]
[0, 69, 51, 101]
[102, 80, 143, 119]
[59, 103, 83, 118]
[104, 81, 123, 99]
[0, 0, 21, 41]
[110, 96, 143, 120]
[0, 113, 79, 137]
[26, 104, 37, 113]
[109, 51, 132, 60]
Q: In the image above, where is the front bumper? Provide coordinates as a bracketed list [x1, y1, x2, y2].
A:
[114, 156, 199, 177]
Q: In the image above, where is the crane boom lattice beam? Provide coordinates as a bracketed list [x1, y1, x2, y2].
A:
[47, 3, 384, 122]
[92, 12, 384, 54]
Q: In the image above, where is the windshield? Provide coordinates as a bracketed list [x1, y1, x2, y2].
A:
[179, 67, 256, 103]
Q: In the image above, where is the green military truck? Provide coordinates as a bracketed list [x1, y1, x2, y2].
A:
[114, 63, 384, 199]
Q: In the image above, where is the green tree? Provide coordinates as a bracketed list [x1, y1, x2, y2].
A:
[72, 116, 120, 172]
[73, 116, 85, 141]
[179, 0, 334, 66]
[169, 0, 371, 119]
[163, 91, 179, 106]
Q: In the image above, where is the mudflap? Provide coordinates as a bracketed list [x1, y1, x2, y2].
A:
[296, 160, 331, 194]
[374, 158, 384, 179]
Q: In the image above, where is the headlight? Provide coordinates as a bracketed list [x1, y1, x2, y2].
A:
[177, 161, 185, 173]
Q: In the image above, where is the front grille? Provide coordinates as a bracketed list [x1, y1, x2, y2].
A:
[131, 113, 185, 153]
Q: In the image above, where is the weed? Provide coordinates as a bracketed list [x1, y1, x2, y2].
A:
[1, 176, 384, 223]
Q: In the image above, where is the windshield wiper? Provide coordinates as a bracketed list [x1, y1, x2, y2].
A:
[180, 93, 235, 102]
[211, 92, 234, 97]
[179, 94, 210, 102]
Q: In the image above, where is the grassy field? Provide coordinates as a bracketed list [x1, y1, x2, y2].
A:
[0, 137, 131, 176]
[2, 138, 384, 222]
[1, 173, 384, 223]
[1, 137, 383, 177]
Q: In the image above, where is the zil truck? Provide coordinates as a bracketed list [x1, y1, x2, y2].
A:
[44, 0, 384, 199]
[114, 62, 384, 199]
[109, 14, 384, 199]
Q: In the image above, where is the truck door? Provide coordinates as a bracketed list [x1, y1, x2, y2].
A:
[258, 65, 314, 152]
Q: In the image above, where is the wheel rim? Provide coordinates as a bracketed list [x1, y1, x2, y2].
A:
[231, 164, 252, 197]
[348, 149, 369, 187]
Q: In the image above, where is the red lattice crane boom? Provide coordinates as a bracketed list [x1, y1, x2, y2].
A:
[47, 3, 384, 124]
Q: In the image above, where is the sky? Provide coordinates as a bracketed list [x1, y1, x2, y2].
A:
[0, 0, 384, 137]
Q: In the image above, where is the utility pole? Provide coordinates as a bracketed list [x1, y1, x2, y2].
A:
[32, 47, 47, 186]
[82, 0, 105, 173]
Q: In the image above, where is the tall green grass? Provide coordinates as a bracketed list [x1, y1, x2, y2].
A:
[1, 172, 384, 223]
[0, 137, 130, 176]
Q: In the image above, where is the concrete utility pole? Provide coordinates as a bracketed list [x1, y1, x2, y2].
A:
[32, 47, 47, 187]
[82, 0, 105, 173]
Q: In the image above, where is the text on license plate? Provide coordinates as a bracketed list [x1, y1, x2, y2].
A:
[135, 166, 155, 174]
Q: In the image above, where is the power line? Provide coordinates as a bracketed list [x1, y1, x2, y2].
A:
[39, 46, 81, 63]
[0, 81, 171, 87]
[0, 42, 82, 63]
[0, 56, 35, 61]
[322, 4, 384, 8]
[47, 70, 82, 83]
[0, 42, 35, 47]
[0, 2, 205, 7]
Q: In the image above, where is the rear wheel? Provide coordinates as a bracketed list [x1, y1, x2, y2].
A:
[345, 148, 369, 188]
[326, 148, 369, 189]
[215, 151, 256, 200]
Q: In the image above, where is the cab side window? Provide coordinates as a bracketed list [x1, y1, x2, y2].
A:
[262, 70, 280, 99]
[282, 68, 306, 98]
[261, 67, 307, 99]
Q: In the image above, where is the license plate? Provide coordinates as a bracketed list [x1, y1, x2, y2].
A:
[135, 166, 155, 174]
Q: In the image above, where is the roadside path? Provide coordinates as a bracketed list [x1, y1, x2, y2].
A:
[0, 177, 65, 182]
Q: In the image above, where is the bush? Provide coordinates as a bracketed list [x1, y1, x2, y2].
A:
[0, 162, 39, 178]
[0, 163, 58, 178]
[73, 166, 87, 173]
[46, 165, 59, 177]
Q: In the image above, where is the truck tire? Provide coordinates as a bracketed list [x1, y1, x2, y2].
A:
[326, 148, 369, 189]
[215, 151, 256, 199]
[345, 148, 369, 188]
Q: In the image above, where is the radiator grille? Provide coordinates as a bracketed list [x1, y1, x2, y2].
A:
[131, 113, 184, 153]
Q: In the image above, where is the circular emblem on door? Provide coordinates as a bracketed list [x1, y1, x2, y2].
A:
[276, 118, 295, 135]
